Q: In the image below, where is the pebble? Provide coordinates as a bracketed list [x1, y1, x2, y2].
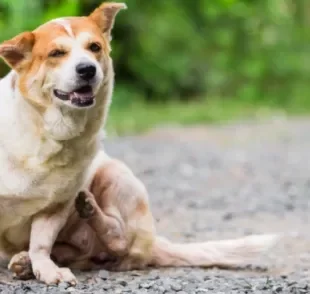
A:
[139, 281, 155, 289]
[58, 282, 69, 291]
[98, 270, 110, 280]
[171, 282, 182, 292]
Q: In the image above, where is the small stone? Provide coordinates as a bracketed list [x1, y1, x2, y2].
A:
[187, 201, 198, 209]
[130, 271, 142, 277]
[136, 290, 148, 294]
[273, 286, 283, 293]
[58, 282, 69, 290]
[119, 281, 128, 287]
[180, 163, 194, 177]
[156, 286, 166, 293]
[114, 288, 123, 294]
[139, 281, 155, 289]
[257, 285, 269, 291]
[222, 212, 233, 220]
[203, 276, 211, 281]
[171, 282, 182, 292]
[285, 203, 294, 211]
[196, 289, 209, 293]
[98, 270, 110, 280]
[102, 283, 112, 290]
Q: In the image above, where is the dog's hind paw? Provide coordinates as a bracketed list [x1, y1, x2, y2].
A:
[75, 191, 96, 218]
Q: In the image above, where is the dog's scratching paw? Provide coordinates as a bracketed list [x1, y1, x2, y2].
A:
[8, 251, 34, 280]
[75, 191, 95, 219]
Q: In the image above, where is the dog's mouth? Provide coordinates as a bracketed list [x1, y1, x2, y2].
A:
[53, 85, 95, 107]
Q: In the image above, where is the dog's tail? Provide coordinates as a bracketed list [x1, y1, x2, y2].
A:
[150, 234, 278, 268]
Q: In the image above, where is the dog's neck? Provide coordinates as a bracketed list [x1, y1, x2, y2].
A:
[15, 87, 88, 142]
[5, 70, 112, 167]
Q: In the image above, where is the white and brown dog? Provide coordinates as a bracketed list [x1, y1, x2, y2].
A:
[0, 2, 278, 286]
[0, 2, 126, 285]
[8, 152, 278, 284]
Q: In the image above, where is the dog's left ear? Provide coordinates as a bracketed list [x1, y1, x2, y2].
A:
[89, 2, 127, 39]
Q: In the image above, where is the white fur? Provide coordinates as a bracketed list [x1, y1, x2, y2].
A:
[152, 234, 279, 268]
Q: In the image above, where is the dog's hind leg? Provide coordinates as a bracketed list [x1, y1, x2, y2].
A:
[75, 191, 128, 256]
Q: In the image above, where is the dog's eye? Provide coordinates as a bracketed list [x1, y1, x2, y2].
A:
[89, 43, 101, 53]
[48, 49, 66, 58]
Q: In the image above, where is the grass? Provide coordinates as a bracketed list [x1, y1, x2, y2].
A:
[106, 97, 310, 137]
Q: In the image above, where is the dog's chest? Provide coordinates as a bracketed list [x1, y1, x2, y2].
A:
[0, 147, 93, 233]
[0, 166, 89, 254]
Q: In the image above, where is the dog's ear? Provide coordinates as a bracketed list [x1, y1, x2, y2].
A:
[89, 2, 127, 39]
[0, 32, 34, 69]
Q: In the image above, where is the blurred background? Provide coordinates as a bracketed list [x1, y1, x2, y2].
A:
[0, 0, 310, 135]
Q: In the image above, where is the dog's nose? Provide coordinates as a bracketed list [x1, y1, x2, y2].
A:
[76, 63, 96, 81]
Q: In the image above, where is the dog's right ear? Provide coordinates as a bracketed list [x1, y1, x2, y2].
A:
[0, 32, 34, 69]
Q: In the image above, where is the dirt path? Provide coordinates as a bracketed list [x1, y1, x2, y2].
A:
[1, 118, 310, 293]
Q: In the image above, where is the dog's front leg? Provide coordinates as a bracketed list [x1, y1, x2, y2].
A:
[29, 201, 77, 285]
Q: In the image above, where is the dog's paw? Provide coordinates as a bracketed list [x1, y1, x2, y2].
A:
[32, 259, 77, 285]
[8, 251, 34, 280]
[75, 191, 95, 219]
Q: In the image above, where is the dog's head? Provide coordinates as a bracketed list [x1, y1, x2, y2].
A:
[0, 2, 126, 110]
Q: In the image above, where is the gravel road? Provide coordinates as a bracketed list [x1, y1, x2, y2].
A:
[1, 117, 310, 293]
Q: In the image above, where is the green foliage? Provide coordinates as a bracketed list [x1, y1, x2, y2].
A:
[0, 0, 310, 107]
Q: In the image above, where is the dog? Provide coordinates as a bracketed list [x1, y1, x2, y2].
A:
[8, 151, 278, 281]
[0, 2, 126, 285]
